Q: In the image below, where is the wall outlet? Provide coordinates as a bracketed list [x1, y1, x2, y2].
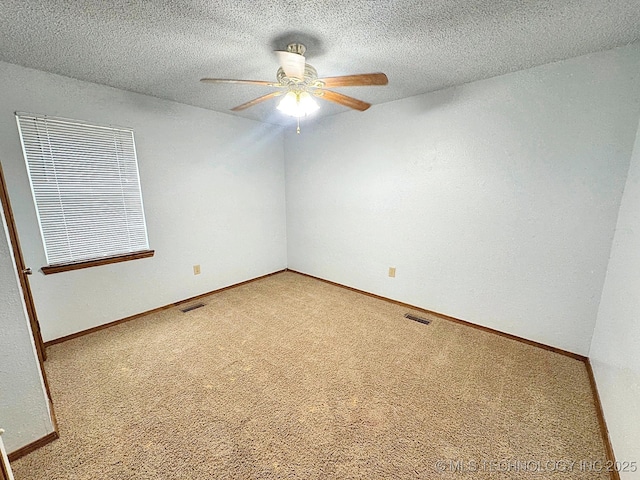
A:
[388, 267, 396, 278]
[193, 265, 201, 275]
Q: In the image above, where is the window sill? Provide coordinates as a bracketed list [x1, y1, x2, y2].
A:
[41, 250, 155, 275]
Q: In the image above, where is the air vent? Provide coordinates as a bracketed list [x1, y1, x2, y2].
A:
[179, 302, 205, 313]
[404, 313, 431, 325]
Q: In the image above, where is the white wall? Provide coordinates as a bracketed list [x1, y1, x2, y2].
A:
[590, 116, 640, 479]
[0, 207, 54, 453]
[0, 61, 287, 341]
[285, 44, 640, 356]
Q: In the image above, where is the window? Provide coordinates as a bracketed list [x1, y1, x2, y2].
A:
[16, 113, 153, 274]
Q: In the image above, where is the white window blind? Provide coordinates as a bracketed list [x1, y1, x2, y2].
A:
[16, 113, 150, 266]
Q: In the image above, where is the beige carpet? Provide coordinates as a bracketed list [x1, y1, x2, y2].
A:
[13, 271, 609, 479]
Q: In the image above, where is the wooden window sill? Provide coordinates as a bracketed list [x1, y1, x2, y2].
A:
[41, 250, 155, 275]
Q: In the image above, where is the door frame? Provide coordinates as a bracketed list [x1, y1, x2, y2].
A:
[0, 162, 52, 401]
[0, 430, 13, 480]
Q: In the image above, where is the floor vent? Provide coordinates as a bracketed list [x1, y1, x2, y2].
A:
[404, 313, 431, 325]
[179, 302, 205, 313]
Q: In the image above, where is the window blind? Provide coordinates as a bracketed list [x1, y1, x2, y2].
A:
[16, 113, 150, 266]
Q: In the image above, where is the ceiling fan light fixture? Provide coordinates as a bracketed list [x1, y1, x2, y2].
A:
[277, 91, 319, 118]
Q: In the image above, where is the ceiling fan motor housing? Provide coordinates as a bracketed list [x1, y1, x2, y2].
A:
[277, 64, 319, 88]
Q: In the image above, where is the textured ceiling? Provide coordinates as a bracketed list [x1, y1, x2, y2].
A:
[1, 0, 640, 125]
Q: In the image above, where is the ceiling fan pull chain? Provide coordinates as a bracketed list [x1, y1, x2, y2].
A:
[296, 116, 300, 134]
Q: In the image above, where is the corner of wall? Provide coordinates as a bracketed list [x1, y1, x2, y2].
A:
[587, 108, 640, 476]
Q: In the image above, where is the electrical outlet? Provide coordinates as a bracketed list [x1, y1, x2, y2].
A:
[193, 265, 201, 275]
[388, 267, 396, 278]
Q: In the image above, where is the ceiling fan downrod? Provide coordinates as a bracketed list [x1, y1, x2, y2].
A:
[287, 43, 306, 56]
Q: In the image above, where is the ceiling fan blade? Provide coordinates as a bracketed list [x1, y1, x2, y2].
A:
[231, 91, 283, 111]
[275, 51, 305, 80]
[319, 90, 371, 111]
[200, 78, 277, 86]
[319, 73, 389, 88]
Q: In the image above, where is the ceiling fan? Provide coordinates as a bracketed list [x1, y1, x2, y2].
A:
[201, 43, 388, 132]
